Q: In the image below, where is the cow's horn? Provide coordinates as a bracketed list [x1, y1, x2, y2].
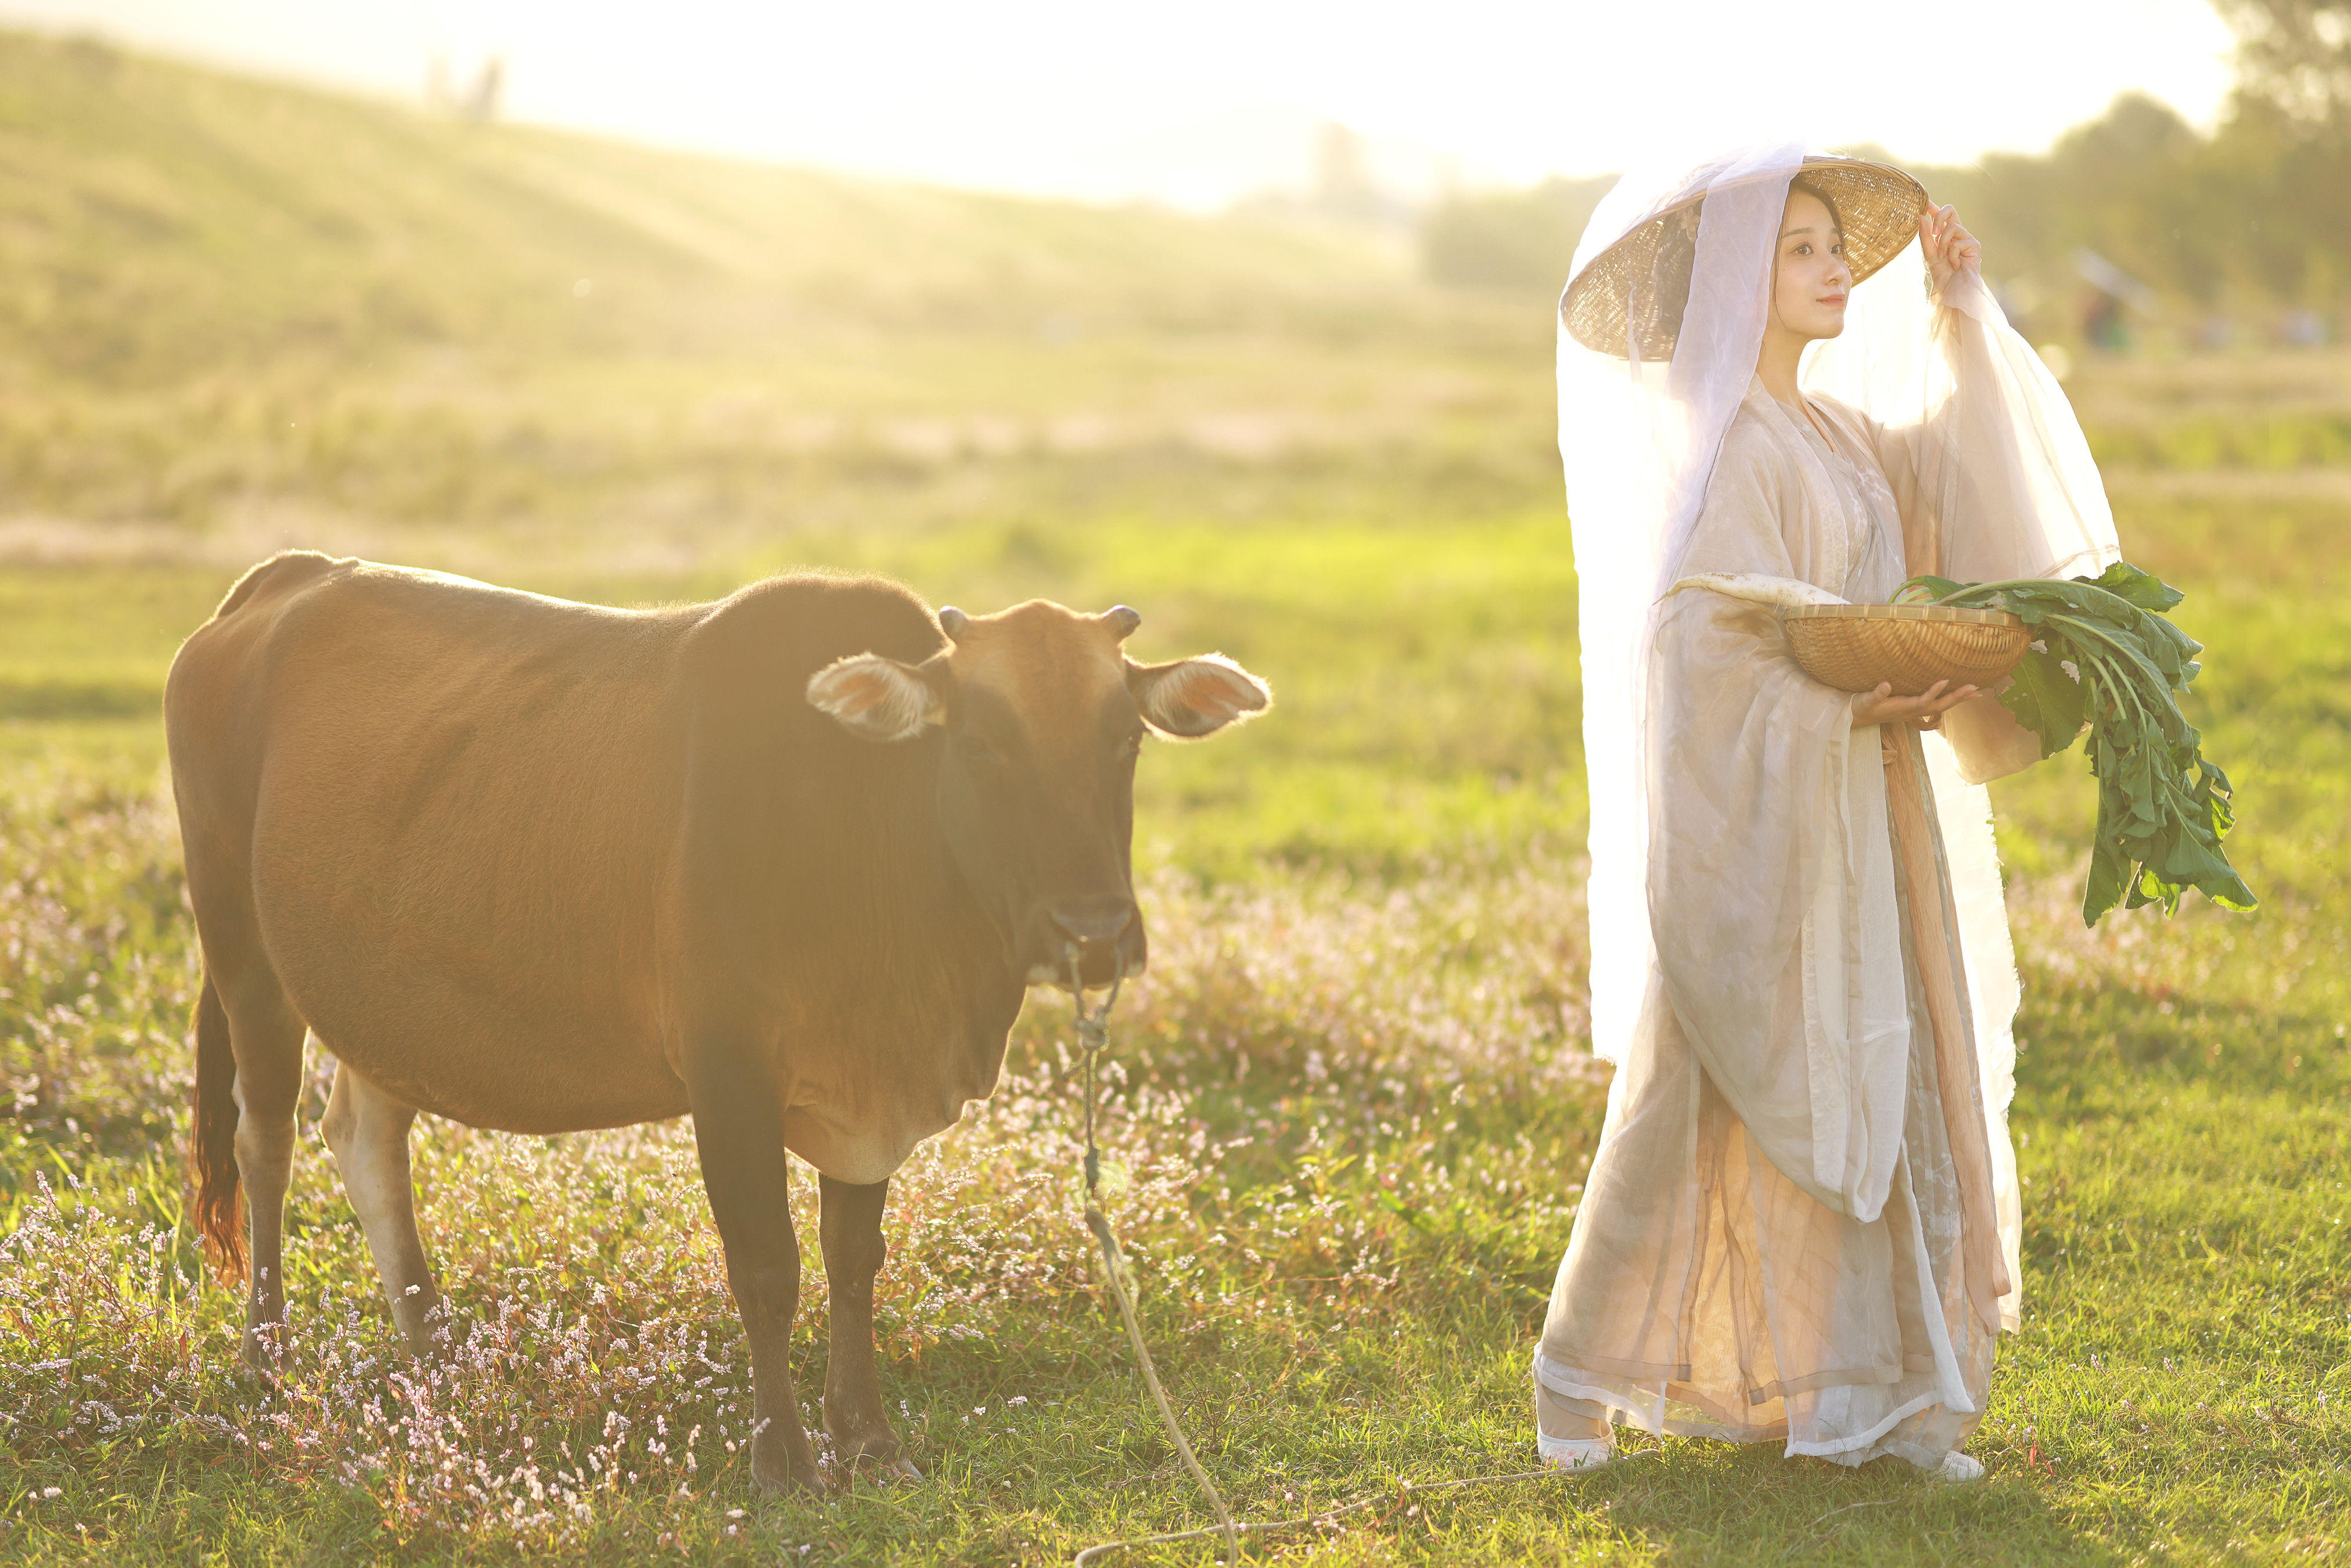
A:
[1103, 605, 1141, 640]
[939, 606, 969, 642]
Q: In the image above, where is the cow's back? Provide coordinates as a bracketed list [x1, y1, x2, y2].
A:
[168, 553, 699, 1131]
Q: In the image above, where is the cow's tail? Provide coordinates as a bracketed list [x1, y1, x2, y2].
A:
[190, 973, 246, 1285]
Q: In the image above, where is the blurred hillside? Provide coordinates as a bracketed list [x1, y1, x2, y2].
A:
[0, 31, 1443, 385]
[0, 30, 1559, 556]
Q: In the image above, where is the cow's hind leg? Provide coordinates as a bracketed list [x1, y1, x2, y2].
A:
[214, 977, 307, 1373]
[688, 1062, 821, 1493]
[819, 1174, 918, 1479]
[320, 1060, 444, 1355]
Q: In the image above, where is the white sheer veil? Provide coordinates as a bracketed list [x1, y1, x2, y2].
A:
[1562, 143, 1809, 1063]
[1561, 145, 2121, 1066]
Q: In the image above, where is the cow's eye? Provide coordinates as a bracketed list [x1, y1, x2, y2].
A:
[955, 731, 1005, 769]
[1119, 730, 1145, 760]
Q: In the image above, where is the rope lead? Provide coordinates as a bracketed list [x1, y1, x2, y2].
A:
[1060, 944, 1639, 1565]
[1066, 945, 1241, 1561]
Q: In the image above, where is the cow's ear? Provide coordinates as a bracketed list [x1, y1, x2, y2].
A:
[1127, 654, 1271, 739]
[806, 652, 949, 743]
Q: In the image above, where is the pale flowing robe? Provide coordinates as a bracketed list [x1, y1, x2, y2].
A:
[1535, 283, 2086, 1469]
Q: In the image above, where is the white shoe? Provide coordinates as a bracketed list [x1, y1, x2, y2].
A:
[1929, 1449, 1985, 1483]
[1537, 1435, 1615, 1471]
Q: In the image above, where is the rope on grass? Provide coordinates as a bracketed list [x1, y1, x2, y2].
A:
[1065, 947, 1239, 1562]
[1080, 1200, 1239, 1562]
[1060, 945, 1648, 1565]
[1070, 1454, 1659, 1566]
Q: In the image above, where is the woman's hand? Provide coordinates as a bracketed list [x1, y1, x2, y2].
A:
[1852, 678, 1977, 731]
[1919, 204, 1982, 296]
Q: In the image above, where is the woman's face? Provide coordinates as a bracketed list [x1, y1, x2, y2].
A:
[1771, 188, 1850, 341]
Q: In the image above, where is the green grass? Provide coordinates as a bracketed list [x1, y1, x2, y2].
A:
[1, 33, 2347, 1563]
[2, 469, 2346, 1563]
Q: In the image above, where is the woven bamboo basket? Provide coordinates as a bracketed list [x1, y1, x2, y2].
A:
[1781, 603, 2030, 696]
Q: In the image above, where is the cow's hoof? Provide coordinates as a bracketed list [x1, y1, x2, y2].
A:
[749, 1437, 823, 1497]
[832, 1430, 922, 1485]
[843, 1453, 923, 1486]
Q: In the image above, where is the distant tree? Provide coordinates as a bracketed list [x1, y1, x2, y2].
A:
[2213, 0, 2351, 131]
[2208, 2, 2351, 307]
[1914, 92, 2323, 317]
[1419, 175, 1614, 294]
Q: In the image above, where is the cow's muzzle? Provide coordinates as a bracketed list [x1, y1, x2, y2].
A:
[1036, 896, 1139, 988]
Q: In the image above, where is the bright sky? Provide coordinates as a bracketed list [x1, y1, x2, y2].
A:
[3, 0, 2241, 208]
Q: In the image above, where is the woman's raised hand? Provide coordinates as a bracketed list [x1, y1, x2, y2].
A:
[1852, 678, 1978, 731]
[1919, 204, 1982, 296]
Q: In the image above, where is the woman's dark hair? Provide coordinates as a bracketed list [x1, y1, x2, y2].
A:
[1786, 176, 1846, 240]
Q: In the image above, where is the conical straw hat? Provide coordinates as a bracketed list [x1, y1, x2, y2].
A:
[1560, 156, 1929, 359]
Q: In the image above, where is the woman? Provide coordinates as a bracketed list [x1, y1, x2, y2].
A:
[1532, 149, 2119, 1480]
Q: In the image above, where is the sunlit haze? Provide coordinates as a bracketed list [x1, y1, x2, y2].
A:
[4, 0, 2238, 207]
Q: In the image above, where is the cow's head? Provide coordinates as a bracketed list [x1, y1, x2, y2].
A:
[804, 600, 1268, 988]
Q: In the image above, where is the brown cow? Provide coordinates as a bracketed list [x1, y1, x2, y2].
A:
[165, 552, 1268, 1491]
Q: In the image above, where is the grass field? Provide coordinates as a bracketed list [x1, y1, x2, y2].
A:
[3, 33, 2350, 1566]
[3, 476, 2346, 1565]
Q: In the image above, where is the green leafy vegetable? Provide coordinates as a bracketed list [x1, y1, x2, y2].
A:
[1896, 560, 2255, 927]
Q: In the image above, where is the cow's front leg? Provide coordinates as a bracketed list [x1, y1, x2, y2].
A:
[321, 1060, 443, 1357]
[689, 1059, 819, 1494]
[819, 1174, 918, 1478]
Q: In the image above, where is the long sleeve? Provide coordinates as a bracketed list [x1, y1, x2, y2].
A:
[1867, 271, 2118, 587]
[1815, 272, 2120, 784]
